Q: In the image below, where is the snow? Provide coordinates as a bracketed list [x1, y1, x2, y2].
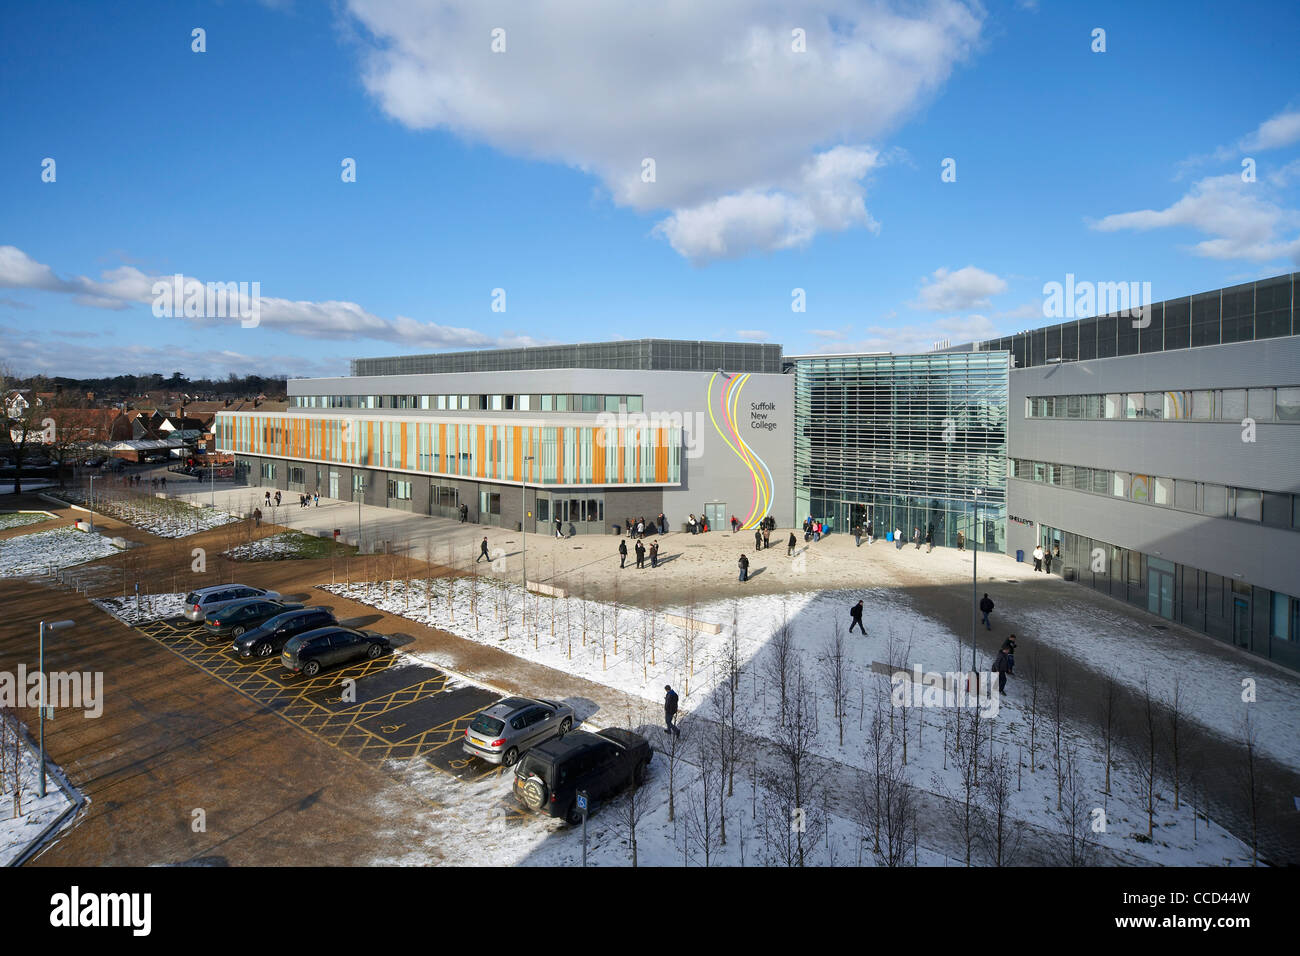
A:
[222, 532, 309, 561]
[0, 715, 76, 866]
[0, 526, 121, 577]
[52, 488, 239, 538]
[0, 481, 55, 495]
[94, 593, 190, 625]
[326, 578, 1257, 865]
[0, 511, 53, 531]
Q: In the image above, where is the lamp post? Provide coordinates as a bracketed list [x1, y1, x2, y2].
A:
[356, 477, 364, 549]
[971, 488, 982, 675]
[87, 475, 96, 532]
[521, 456, 534, 592]
[38, 619, 76, 798]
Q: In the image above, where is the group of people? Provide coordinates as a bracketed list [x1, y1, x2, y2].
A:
[686, 513, 709, 534]
[264, 490, 281, 508]
[625, 514, 668, 538]
[296, 492, 320, 508]
[1031, 543, 1060, 573]
[802, 516, 830, 541]
[618, 536, 661, 569]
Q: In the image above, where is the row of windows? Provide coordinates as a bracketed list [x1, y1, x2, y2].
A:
[1025, 386, 1300, 422]
[1011, 458, 1300, 530]
[290, 393, 645, 413]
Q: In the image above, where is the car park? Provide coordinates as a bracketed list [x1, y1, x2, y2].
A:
[280, 626, 389, 676]
[463, 696, 575, 766]
[230, 607, 337, 658]
[203, 598, 305, 639]
[183, 584, 283, 622]
[513, 728, 652, 824]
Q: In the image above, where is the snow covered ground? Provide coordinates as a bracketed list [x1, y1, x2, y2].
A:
[0, 511, 54, 531]
[0, 481, 56, 496]
[94, 593, 190, 625]
[0, 526, 121, 577]
[326, 578, 1256, 865]
[0, 714, 76, 866]
[53, 489, 239, 538]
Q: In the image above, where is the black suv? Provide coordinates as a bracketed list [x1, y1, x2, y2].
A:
[513, 728, 652, 824]
[230, 606, 336, 659]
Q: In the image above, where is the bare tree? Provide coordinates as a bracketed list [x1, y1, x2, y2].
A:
[1135, 673, 1160, 838]
[819, 620, 849, 747]
[684, 734, 722, 866]
[762, 667, 826, 866]
[1240, 711, 1260, 866]
[662, 722, 684, 824]
[1097, 672, 1118, 796]
[935, 690, 985, 866]
[613, 707, 653, 866]
[1050, 741, 1097, 866]
[1166, 674, 1184, 812]
[859, 704, 916, 867]
[978, 745, 1020, 866]
[1026, 653, 1042, 774]
[763, 603, 793, 722]
[1049, 659, 1066, 809]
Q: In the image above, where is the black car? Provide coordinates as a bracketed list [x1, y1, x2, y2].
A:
[280, 626, 389, 676]
[513, 728, 652, 825]
[203, 598, 304, 639]
[230, 606, 337, 659]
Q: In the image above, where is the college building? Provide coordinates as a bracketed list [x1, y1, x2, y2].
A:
[216, 273, 1299, 669]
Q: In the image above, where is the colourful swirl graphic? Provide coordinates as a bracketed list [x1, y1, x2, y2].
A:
[707, 372, 774, 530]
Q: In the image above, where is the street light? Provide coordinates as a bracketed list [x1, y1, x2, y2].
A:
[356, 477, 365, 549]
[971, 488, 982, 675]
[87, 475, 96, 533]
[521, 456, 535, 592]
[38, 619, 75, 798]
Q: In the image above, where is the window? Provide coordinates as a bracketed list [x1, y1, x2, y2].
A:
[1247, 388, 1273, 422]
[1262, 492, 1290, 529]
[1271, 592, 1293, 641]
[1277, 388, 1300, 423]
[1175, 479, 1197, 511]
[518, 394, 531, 411]
[1124, 393, 1144, 419]
[1231, 488, 1261, 522]
[1112, 471, 1131, 498]
[1200, 483, 1227, 516]
[1131, 474, 1150, 502]
[626, 395, 644, 412]
[1144, 393, 1163, 420]
[1084, 394, 1102, 419]
[1066, 395, 1083, 419]
[387, 479, 411, 500]
[604, 395, 620, 413]
[1163, 391, 1190, 420]
[555, 394, 570, 411]
[1219, 389, 1246, 419]
[1104, 394, 1121, 419]
[1189, 390, 1213, 420]
[1153, 477, 1173, 506]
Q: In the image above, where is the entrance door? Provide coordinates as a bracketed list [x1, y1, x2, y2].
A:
[328, 471, 339, 499]
[705, 502, 727, 531]
[1147, 558, 1175, 620]
[1232, 597, 1251, 648]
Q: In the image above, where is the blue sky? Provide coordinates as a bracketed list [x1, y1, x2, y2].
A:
[1, 0, 1297, 380]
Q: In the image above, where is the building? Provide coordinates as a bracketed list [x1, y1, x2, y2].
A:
[217, 340, 794, 534]
[790, 351, 1009, 549]
[983, 272, 1300, 669]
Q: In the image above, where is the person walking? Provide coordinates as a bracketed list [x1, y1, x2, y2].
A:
[635, 539, 646, 569]
[636, 518, 645, 538]
[754, 527, 762, 551]
[663, 685, 681, 737]
[264, 491, 271, 507]
[1032, 544, 1044, 572]
[979, 592, 994, 630]
[956, 530, 965, 551]
[849, 599, 866, 635]
[649, 540, 659, 568]
[274, 490, 281, 507]
[925, 528, 934, 553]
[253, 507, 262, 528]
[738, 553, 750, 582]
[618, 538, 628, 569]
[853, 524, 862, 548]
[1000, 636, 1017, 676]
[787, 531, 797, 556]
[555, 516, 563, 539]
[894, 527, 903, 550]
[314, 492, 320, 507]
[476, 536, 490, 563]
[762, 528, 770, 550]
[913, 528, 921, 550]
[731, 515, 739, 533]
[1044, 547, 1054, 574]
[866, 520, 874, 545]
[992, 647, 1011, 696]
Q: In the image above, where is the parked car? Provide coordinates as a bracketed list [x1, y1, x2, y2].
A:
[182, 584, 282, 622]
[463, 696, 575, 767]
[280, 626, 389, 676]
[230, 606, 337, 659]
[203, 597, 305, 639]
[513, 728, 652, 824]
[83, 456, 106, 468]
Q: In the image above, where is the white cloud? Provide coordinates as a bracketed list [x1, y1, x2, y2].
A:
[913, 265, 1008, 312]
[1091, 173, 1300, 264]
[0, 245, 538, 351]
[345, 0, 983, 261]
[1241, 109, 1300, 152]
[735, 329, 770, 341]
[810, 313, 997, 355]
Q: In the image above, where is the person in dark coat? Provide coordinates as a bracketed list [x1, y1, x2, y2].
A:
[925, 529, 934, 553]
[555, 516, 563, 539]
[1000, 637, 1017, 676]
[253, 507, 262, 528]
[754, 528, 762, 550]
[849, 600, 866, 634]
[762, 528, 770, 550]
[1044, 548, 1054, 574]
[979, 593, 994, 630]
[992, 648, 1011, 695]
[635, 539, 646, 569]
[664, 685, 681, 736]
[866, 521, 874, 545]
[854, 524, 862, 547]
[477, 536, 490, 562]
[618, 538, 628, 568]
[658, 513, 667, 535]
[738, 553, 749, 582]
[787, 532, 797, 556]
[956, 530, 965, 551]
[649, 540, 659, 567]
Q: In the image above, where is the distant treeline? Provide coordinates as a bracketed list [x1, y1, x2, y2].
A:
[9, 371, 289, 399]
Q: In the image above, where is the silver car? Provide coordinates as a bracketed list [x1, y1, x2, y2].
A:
[463, 696, 575, 767]
[182, 584, 282, 623]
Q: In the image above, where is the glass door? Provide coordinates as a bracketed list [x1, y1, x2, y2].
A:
[1232, 597, 1251, 648]
[1147, 557, 1175, 619]
[704, 502, 727, 531]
